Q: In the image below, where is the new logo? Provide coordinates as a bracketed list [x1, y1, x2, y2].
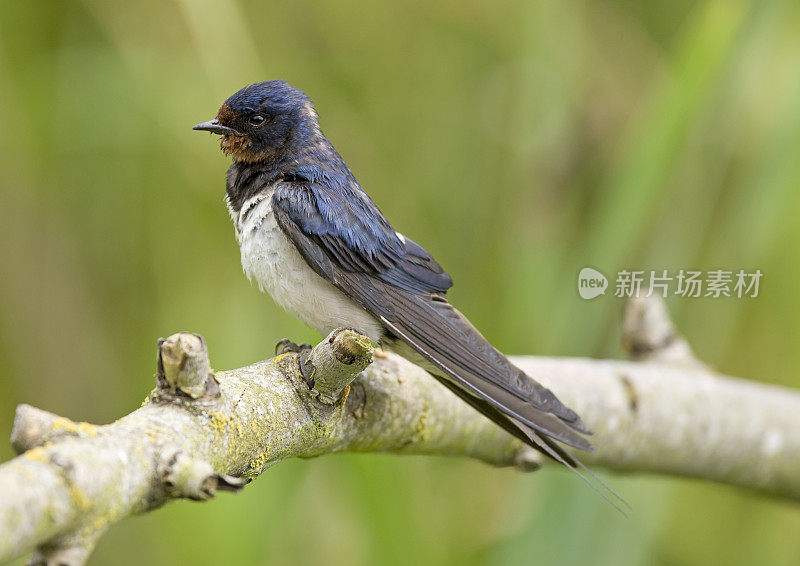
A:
[578, 267, 608, 300]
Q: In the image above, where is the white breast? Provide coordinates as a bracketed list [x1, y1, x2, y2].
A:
[231, 189, 384, 343]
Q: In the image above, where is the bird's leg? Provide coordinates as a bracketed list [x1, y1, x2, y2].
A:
[274, 339, 315, 388]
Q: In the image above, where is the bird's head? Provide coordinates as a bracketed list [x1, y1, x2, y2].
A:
[193, 80, 316, 163]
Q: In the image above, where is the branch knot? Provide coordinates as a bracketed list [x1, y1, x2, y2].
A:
[157, 333, 219, 399]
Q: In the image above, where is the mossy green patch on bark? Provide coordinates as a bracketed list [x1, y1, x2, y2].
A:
[69, 484, 90, 511]
[52, 418, 99, 438]
[23, 447, 49, 464]
[247, 450, 271, 478]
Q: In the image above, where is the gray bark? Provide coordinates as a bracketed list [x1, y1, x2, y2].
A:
[0, 299, 797, 565]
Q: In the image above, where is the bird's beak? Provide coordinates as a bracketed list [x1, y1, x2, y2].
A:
[192, 119, 240, 135]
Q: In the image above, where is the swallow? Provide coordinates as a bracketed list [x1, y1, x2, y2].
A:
[194, 80, 623, 508]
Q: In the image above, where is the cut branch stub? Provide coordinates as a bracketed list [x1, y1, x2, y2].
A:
[303, 328, 374, 404]
[11, 405, 99, 455]
[157, 333, 218, 398]
[11, 405, 62, 454]
[621, 296, 704, 368]
[160, 451, 246, 501]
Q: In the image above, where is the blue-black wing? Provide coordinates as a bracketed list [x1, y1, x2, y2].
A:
[271, 179, 593, 453]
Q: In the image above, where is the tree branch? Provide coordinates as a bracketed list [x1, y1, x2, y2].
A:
[1, 300, 798, 564]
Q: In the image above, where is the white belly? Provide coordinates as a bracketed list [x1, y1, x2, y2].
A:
[231, 190, 384, 343]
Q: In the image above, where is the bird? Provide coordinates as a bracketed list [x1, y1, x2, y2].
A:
[194, 80, 624, 509]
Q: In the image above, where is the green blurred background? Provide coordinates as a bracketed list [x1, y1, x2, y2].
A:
[2, 0, 800, 564]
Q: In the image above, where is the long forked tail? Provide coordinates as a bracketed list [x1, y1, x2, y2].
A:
[380, 311, 629, 513]
[522, 423, 631, 515]
[429, 359, 630, 515]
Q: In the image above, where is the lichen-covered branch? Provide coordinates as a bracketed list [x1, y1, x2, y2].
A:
[0, 300, 799, 565]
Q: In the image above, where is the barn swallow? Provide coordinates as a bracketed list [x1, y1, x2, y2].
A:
[194, 80, 623, 508]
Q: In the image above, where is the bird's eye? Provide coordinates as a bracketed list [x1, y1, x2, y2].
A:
[249, 114, 266, 126]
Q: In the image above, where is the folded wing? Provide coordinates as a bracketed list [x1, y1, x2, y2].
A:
[271, 179, 591, 452]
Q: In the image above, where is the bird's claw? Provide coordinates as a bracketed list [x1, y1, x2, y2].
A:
[275, 338, 312, 356]
[275, 339, 315, 389]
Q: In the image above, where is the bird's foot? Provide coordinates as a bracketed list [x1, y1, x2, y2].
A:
[275, 338, 312, 356]
[274, 339, 315, 389]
